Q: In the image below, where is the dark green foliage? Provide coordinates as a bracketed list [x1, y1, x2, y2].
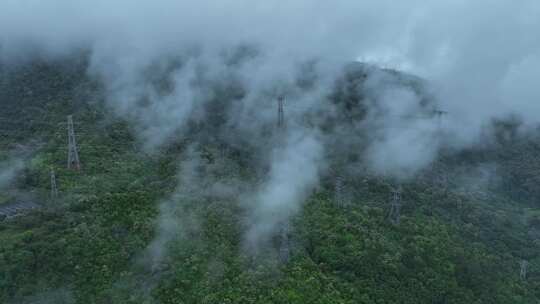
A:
[0, 59, 539, 304]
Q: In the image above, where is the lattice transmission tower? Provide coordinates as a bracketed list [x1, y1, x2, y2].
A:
[279, 221, 291, 263]
[335, 173, 348, 207]
[520, 260, 529, 280]
[50, 168, 58, 200]
[67, 115, 81, 170]
[277, 96, 285, 129]
[388, 186, 402, 225]
[427, 109, 448, 192]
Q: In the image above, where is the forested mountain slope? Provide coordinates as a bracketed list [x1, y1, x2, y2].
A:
[0, 59, 539, 304]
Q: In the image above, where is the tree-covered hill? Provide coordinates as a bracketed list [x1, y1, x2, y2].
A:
[0, 59, 539, 304]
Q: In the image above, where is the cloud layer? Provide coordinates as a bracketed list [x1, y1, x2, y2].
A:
[2, 0, 540, 256]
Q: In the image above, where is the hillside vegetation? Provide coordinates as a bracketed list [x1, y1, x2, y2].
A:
[0, 59, 539, 304]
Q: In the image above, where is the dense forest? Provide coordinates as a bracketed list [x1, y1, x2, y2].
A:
[1, 57, 539, 304]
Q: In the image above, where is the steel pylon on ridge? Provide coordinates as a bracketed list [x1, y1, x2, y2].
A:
[389, 186, 402, 225]
[335, 174, 345, 206]
[50, 168, 58, 200]
[67, 115, 81, 170]
[279, 221, 291, 263]
[520, 260, 529, 280]
[277, 96, 285, 129]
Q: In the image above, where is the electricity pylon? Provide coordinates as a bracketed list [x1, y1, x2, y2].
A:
[67, 115, 81, 170]
[335, 173, 348, 207]
[50, 168, 58, 200]
[433, 109, 448, 143]
[520, 260, 529, 280]
[428, 109, 448, 191]
[277, 96, 285, 129]
[279, 221, 290, 263]
[219, 143, 229, 159]
[388, 186, 402, 225]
